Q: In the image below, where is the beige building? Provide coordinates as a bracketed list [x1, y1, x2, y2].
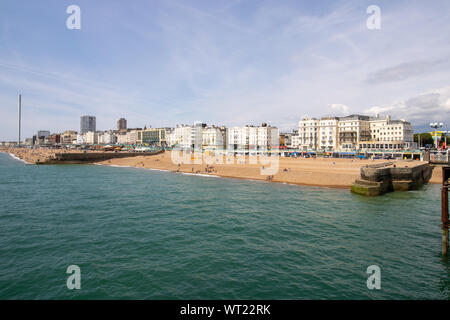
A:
[338, 115, 371, 150]
[116, 129, 139, 145]
[85, 131, 99, 145]
[61, 131, 78, 145]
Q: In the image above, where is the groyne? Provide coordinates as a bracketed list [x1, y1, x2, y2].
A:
[351, 161, 433, 196]
[37, 151, 164, 164]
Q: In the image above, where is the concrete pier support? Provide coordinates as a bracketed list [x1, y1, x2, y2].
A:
[442, 167, 449, 256]
[442, 185, 449, 256]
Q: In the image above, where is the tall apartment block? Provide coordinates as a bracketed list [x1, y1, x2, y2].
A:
[80, 115, 96, 134]
[117, 118, 127, 131]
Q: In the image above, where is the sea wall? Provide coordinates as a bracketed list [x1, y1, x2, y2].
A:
[37, 151, 164, 164]
[351, 162, 433, 196]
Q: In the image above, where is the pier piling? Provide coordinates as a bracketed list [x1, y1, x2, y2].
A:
[442, 167, 450, 256]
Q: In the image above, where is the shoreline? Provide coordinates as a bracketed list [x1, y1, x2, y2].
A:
[94, 151, 442, 189]
[5, 152, 32, 164]
[2, 148, 442, 189]
[97, 162, 351, 190]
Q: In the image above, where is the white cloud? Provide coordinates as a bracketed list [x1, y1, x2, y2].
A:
[365, 86, 450, 126]
[328, 104, 350, 115]
[1, 1, 450, 139]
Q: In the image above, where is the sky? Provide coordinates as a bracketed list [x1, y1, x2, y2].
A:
[0, 0, 449, 140]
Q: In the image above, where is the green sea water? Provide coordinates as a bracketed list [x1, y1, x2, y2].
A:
[0, 152, 448, 299]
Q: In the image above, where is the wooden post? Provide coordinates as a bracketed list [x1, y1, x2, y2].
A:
[442, 167, 449, 256]
[442, 186, 449, 256]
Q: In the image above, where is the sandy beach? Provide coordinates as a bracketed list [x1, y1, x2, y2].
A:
[97, 151, 442, 188]
[1, 147, 442, 188]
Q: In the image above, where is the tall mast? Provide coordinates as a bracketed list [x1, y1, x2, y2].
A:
[18, 94, 21, 146]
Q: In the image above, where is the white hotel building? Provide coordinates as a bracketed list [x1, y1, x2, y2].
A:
[169, 123, 279, 152]
[294, 114, 415, 151]
[227, 124, 279, 151]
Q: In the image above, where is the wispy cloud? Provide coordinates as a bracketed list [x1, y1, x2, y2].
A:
[0, 0, 450, 140]
[364, 86, 450, 126]
[365, 58, 450, 84]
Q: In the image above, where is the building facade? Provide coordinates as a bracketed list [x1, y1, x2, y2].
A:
[117, 118, 127, 131]
[61, 131, 77, 144]
[37, 130, 50, 139]
[338, 115, 371, 150]
[202, 126, 226, 151]
[80, 115, 96, 134]
[227, 124, 279, 151]
[318, 117, 339, 151]
[137, 128, 166, 146]
[297, 118, 319, 151]
[297, 114, 415, 151]
[85, 131, 99, 144]
[98, 131, 116, 144]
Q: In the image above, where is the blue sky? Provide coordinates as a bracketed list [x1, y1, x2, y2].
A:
[0, 0, 450, 140]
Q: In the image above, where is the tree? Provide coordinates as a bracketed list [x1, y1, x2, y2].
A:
[414, 133, 434, 147]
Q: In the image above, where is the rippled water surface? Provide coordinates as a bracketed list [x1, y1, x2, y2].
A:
[0, 152, 448, 299]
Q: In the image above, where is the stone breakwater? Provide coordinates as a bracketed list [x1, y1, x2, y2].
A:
[0, 147, 163, 164]
[41, 151, 164, 164]
[351, 161, 433, 196]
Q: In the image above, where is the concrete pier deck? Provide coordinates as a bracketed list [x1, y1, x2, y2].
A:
[351, 161, 433, 196]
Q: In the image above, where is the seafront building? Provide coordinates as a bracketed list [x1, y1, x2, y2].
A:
[227, 124, 279, 151]
[85, 131, 99, 145]
[293, 114, 415, 151]
[18, 111, 415, 152]
[337, 115, 371, 150]
[98, 131, 116, 145]
[117, 128, 141, 145]
[319, 117, 339, 151]
[296, 118, 320, 151]
[202, 126, 226, 151]
[167, 123, 280, 152]
[76, 133, 85, 144]
[61, 131, 78, 144]
[136, 128, 167, 146]
[168, 124, 205, 150]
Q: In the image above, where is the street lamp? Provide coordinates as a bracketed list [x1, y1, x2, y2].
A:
[430, 122, 443, 149]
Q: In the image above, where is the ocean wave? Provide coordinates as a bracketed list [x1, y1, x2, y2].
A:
[181, 172, 221, 178]
[146, 168, 170, 172]
[7, 153, 31, 164]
